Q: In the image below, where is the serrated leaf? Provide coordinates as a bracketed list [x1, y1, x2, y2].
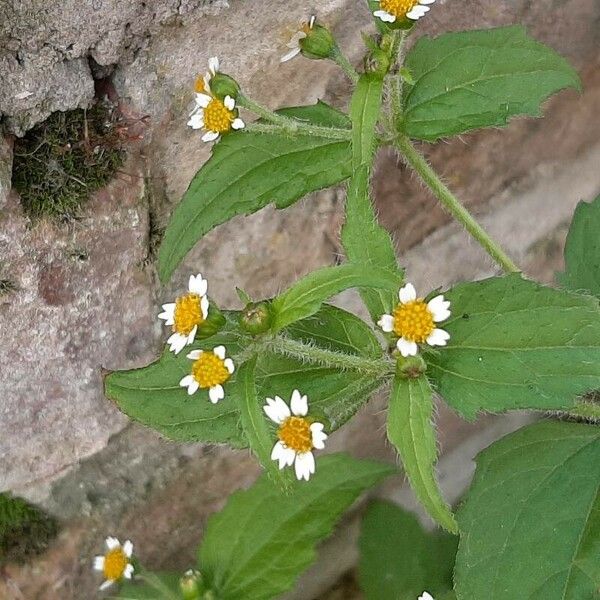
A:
[359, 501, 457, 600]
[558, 194, 600, 297]
[110, 573, 181, 600]
[105, 306, 385, 443]
[428, 274, 600, 419]
[455, 421, 600, 600]
[158, 102, 351, 282]
[402, 25, 581, 141]
[271, 263, 403, 331]
[198, 453, 395, 600]
[387, 374, 457, 532]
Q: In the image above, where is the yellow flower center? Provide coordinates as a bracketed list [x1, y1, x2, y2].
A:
[393, 299, 434, 343]
[203, 98, 234, 133]
[379, 0, 419, 18]
[277, 416, 313, 453]
[194, 76, 207, 93]
[192, 352, 230, 388]
[173, 293, 205, 336]
[103, 548, 128, 581]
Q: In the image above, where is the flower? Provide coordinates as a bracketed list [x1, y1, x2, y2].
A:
[193, 56, 219, 97]
[418, 593, 435, 600]
[263, 390, 328, 481]
[378, 282, 450, 357]
[180, 345, 235, 403]
[281, 15, 315, 62]
[158, 274, 209, 354]
[373, 0, 435, 23]
[93, 537, 134, 591]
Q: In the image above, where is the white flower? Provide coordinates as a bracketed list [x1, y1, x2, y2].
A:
[180, 345, 235, 403]
[281, 15, 315, 62]
[158, 273, 209, 354]
[263, 390, 328, 481]
[418, 593, 435, 600]
[93, 537, 134, 591]
[377, 282, 451, 357]
[193, 56, 219, 100]
[373, 0, 436, 23]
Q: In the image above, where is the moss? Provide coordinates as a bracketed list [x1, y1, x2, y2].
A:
[12, 101, 125, 222]
[0, 493, 58, 565]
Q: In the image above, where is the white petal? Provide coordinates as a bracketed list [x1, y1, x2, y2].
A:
[180, 374, 194, 388]
[105, 537, 120, 550]
[427, 295, 451, 322]
[122, 540, 133, 558]
[187, 379, 200, 395]
[187, 324, 198, 344]
[373, 10, 396, 22]
[195, 93, 212, 108]
[202, 130, 220, 142]
[224, 358, 235, 374]
[426, 328, 450, 347]
[189, 274, 207, 296]
[418, 594, 435, 600]
[99, 579, 115, 591]
[187, 350, 203, 360]
[231, 118, 245, 130]
[158, 311, 174, 325]
[281, 47, 301, 62]
[407, 5, 428, 18]
[209, 384, 225, 403]
[208, 56, 219, 74]
[187, 114, 204, 129]
[294, 452, 315, 481]
[93, 556, 105, 571]
[224, 95, 235, 110]
[377, 314, 394, 333]
[399, 283, 417, 303]
[263, 396, 291, 424]
[213, 345, 226, 359]
[290, 389, 308, 416]
[124, 564, 134, 579]
[397, 337, 418, 357]
[200, 295, 209, 319]
[169, 333, 187, 354]
[420, 0, 435, 4]
[271, 441, 296, 469]
[308, 15, 316, 28]
[310, 422, 328, 450]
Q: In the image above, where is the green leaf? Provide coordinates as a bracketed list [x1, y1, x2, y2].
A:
[359, 501, 457, 600]
[271, 263, 403, 331]
[110, 573, 181, 600]
[428, 274, 600, 419]
[558, 194, 600, 297]
[402, 25, 581, 141]
[387, 374, 457, 532]
[199, 453, 395, 600]
[158, 102, 351, 282]
[455, 421, 600, 600]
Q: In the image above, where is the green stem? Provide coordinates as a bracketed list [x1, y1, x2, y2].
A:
[265, 336, 394, 377]
[394, 135, 520, 273]
[330, 45, 359, 83]
[389, 31, 407, 127]
[561, 399, 600, 422]
[237, 94, 351, 140]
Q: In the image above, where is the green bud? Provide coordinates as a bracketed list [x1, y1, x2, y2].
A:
[396, 354, 427, 379]
[196, 303, 227, 340]
[239, 301, 273, 335]
[300, 21, 336, 60]
[179, 569, 202, 600]
[210, 72, 241, 101]
[399, 66, 415, 85]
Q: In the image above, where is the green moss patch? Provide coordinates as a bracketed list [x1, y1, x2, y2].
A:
[12, 101, 125, 221]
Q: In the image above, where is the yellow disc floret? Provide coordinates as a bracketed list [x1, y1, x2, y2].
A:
[192, 352, 231, 388]
[393, 299, 435, 343]
[203, 98, 235, 133]
[278, 416, 313, 453]
[379, 0, 419, 19]
[173, 293, 205, 335]
[103, 548, 128, 581]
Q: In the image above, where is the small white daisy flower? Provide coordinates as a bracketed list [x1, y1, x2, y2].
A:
[158, 273, 210, 354]
[418, 593, 435, 600]
[373, 0, 435, 23]
[377, 282, 451, 357]
[281, 15, 316, 62]
[193, 56, 219, 100]
[93, 537, 134, 591]
[263, 390, 328, 481]
[180, 345, 235, 403]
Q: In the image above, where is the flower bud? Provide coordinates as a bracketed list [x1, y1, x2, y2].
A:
[209, 72, 241, 101]
[396, 354, 427, 379]
[196, 304, 227, 340]
[239, 301, 273, 335]
[180, 569, 203, 600]
[300, 22, 336, 60]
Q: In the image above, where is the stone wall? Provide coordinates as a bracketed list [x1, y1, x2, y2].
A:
[1, 0, 600, 597]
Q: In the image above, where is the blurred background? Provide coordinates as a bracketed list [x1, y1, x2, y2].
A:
[1, 0, 599, 597]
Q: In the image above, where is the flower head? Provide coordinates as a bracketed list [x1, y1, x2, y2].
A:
[159, 273, 209, 354]
[373, 0, 435, 23]
[180, 345, 235, 403]
[263, 390, 328, 481]
[281, 15, 316, 62]
[378, 283, 450, 357]
[93, 537, 134, 591]
[193, 56, 219, 97]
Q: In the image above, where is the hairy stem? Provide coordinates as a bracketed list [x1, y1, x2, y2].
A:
[389, 31, 407, 127]
[237, 94, 352, 140]
[561, 398, 600, 422]
[330, 45, 359, 83]
[394, 135, 520, 273]
[264, 336, 394, 377]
